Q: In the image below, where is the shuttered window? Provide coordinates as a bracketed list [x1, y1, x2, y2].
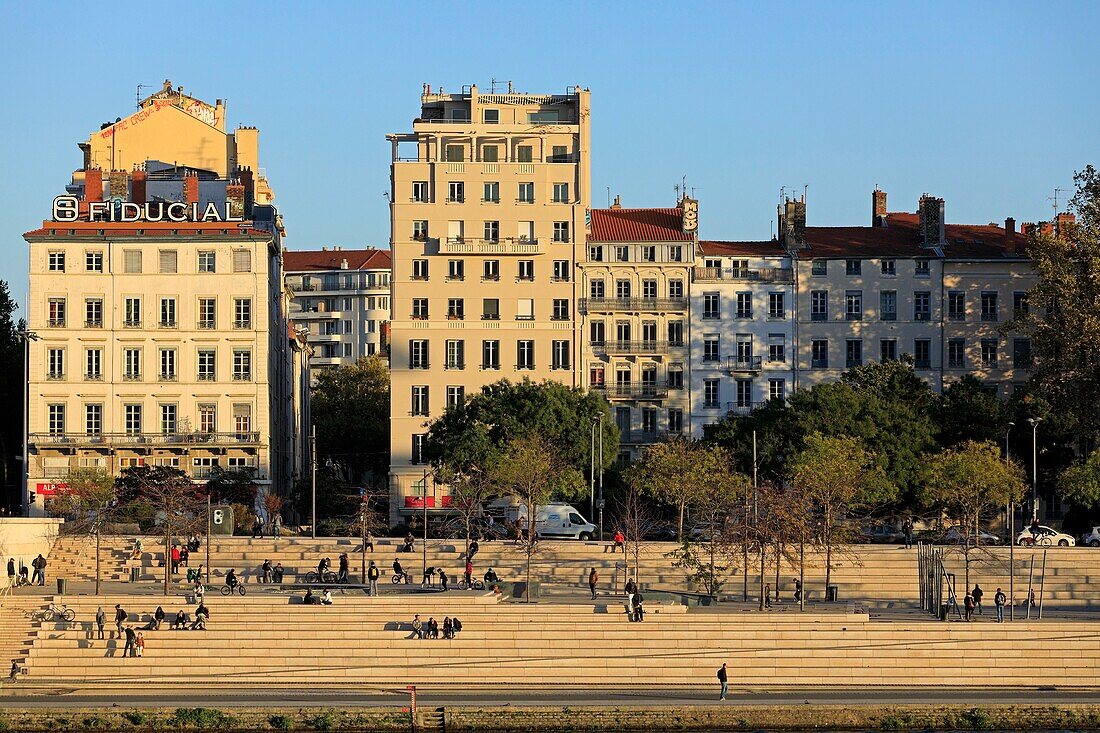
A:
[159, 250, 177, 273]
[233, 249, 252, 273]
[124, 250, 142, 273]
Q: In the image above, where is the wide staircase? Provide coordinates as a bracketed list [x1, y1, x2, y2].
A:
[17, 592, 1100, 687]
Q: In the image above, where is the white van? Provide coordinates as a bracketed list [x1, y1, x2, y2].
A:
[501, 502, 597, 540]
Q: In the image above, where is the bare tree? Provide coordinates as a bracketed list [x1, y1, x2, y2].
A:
[615, 485, 661, 586]
[51, 468, 116, 595]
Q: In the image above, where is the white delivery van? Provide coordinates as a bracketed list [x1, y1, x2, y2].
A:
[499, 501, 597, 540]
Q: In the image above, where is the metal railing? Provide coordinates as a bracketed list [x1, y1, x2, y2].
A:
[579, 297, 688, 313]
[30, 431, 262, 446]
[692, 266, 793, 283]
[592, 340, 670, 355]
[726, 402, 763, 417]
[591, 383, 670, 400]
[726, 355, 763, 372]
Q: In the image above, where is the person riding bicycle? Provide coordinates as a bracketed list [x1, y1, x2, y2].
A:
[224, 569, 239, 589]
[393, 559, 410, 584]
[484, 567, 500, 585]
[317, 557, 331, 578]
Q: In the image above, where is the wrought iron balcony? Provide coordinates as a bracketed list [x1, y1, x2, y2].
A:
[29, 431, 262, 447]
[578, 297, 688, 314]
[692, 266, 793, 283]
[592, 340, 670, 355]
[591, 383, 669, 400]
[725, 355, 763, 373]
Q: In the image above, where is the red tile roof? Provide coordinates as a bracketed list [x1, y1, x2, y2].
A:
[589, 208, 694, 242]
[700, 240, 787, 257]
[803, 213, 1025, 260]
[283, 248, 392, 271]
[24, 221, 272, 238]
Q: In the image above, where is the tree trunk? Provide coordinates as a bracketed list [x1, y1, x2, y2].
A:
[163, 527, 170, 597]
[742, 488, 749, 602]
[678, 502, 685, 544]
[758, 542, 766, 611]
[799, 537, 805, 612]
[824, 504, 833, 597]
[95, 528, 101, 596]
[774, 542, 781, 602]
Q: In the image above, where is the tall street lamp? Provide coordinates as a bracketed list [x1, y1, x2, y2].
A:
[1028, 417, 1042, 524]
[16, 329, 39, 517]
[1005, 421, 1014, 621]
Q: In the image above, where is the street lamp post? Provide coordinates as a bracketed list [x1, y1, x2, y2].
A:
[310, 424, 317, 538]
[597, 412, 605, 540]
[16, 329, 39, 517]
[1005, 421, 1014, 621]
[1028, 417, 1042, 524]
[589, 419, 596, 523]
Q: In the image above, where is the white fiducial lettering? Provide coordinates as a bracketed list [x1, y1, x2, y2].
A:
[49, 193, 248, 223]
[52, 196, 78, 222]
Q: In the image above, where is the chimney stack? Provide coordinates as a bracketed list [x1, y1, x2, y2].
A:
[1056, 212, 1076, 239]
[1004, 217, 1016, 255]
[236, 166, 255, 217]
[183, 173, 200, 205]
[226, 182, 246, 219]
[872, 188, 888, 226]
[131, 169, 147, 205]
[1039, 221, 1054, 238]
[84, 169, 103, 203]
[108, 170, 128, 201]
[779, 198, 807, 249]
[918, 194, 946, 247]
[610, 195, 622, 210]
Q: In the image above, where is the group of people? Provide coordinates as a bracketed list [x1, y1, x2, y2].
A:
[96, 601, 209, 658]
[963, 584, 1014, 622]
[5, 555, 47, 587]
[302, 588, 334, 605]
[410, 613, 463, 640]
[250, 514, 283, 539]
[259, 560, 286, 584]
[624, 578, 645, 622]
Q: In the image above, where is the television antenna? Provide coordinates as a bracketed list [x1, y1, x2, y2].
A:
[1049, 187, 1068, 217]
[135, 83, 156, 108]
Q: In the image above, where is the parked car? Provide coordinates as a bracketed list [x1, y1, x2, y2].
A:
[859, 523, 905, 544]
[1082, 527, 1100, 547]
[1016, 525, 1076, 547]
[943, 526, 1001, 545]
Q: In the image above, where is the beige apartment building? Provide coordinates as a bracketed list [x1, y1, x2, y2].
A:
[22, 83, 307, 518]
[386, 83, 591, 521]
[582, 202, 696, 461]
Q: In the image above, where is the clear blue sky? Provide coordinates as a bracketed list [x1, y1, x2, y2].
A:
[1, 1, 1096, 312]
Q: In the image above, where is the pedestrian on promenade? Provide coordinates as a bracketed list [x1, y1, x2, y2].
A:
[123, 627, 136, 658]
[625, 578, 637, 597]
[964, 591, 974, 621]
[251, 517, 264, 539]
[632, 591, 645, 622]
[422, 566, 435, 588]
[273, 563, 285, 583]
[31, 554, 46, 586]
[135, 632, 145, 657]
[193, 581, 205, 605]
[903, 517, 914, 549]
[439, 569, 449, 592]
[7, 558, 15, 586]
[114, 604, 127, 638]
[338, 553, 350, 583]
[261, 559, 272, 584]
[272, 515, 282, 538]
[364, 533, 374, 553]
[170, 545, 181, 574]
[464, 559, 473, 589]
[443, 617, 453, 639]
[793, 578, 802, 603]
[411, 614, 423, 639]
[191, 603, 209, 630]
[589, 567, 599, 600]
[994, 588, 1007, 622]
[717, 663, 728, 701]
[1028, 588, 1036, 615]
[368, 561, 380, 597]
[764, 584, 772, 609]
[972, 584, 984, 615]
[9, 660, 19, 681]
[317, 556, 331, 579]
[95, 607, 105, 639]
[613, 529, 625, 553]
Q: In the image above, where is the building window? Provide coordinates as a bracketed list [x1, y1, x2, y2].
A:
[703, 336, 720, 362]
[552, 260, 570, 282]
[845, 291, 863, 321]
[517, 340, 535, 370]
[47, 298, 66, 327]
[735, 292, 752, 319]
[553, 222, 570, 243]
[198, 298, 216, 329]
[446, 386, 465, 411]
[160, 348, 177, 381]
[124, 404, 142, 435]
[550, 144, 569, 162]
[482, 145, 498, 162]
[589, 279, 605, 300]
[670, 246, 683, 263]
[85, 298, 103, 328]
[846, 339, 863, 367]
[482, 259, 500, 281]
[198, 251, 216, 273]
[85, 404, 102, 436]
[769, 379, 786, 402]
[86, 251, 104, 272]
[914, 291, 931, 321]
[482, 340, 500, 370]
[197, 349, 215, 380]
[161, 404, 178, 435]
[702, 293, 720, 319]
[668, 409, 683, 435]
[409, 340, 429, 369]
[159, 298, 177, 328]
[47, 348, 64, 379]
[159, 250, 178, 274]
[879, 290, 897, 321]
[412, 259, 429, 280]
[642, 279, 657, 299]
[1013, 338, 1032, 369]
[948, 291, 965, 321]
[233, 403, 252, 434]
[518, 182, 534, 203]
[616, 279, 631, 299]
[768, 337, 786, 363]
[411, 434, 426, 465]
[616, 321, 632, 344]
[233, 349, 252, 381]
[445, 144, 464, 162]
[552, 340, 570, 370]
[768, 293, 785, 319]
[232, 249, 252, 273]
[412, 298, 429, 320]
[124, 250, 142, 273]
[448, 181, 464, 203]
[588, 245, 603, 262]
[48, 251, 65, 272]
[703, 379, 721, 409]
[84, 348, 102, 380]
[880, 259, 896, 276]
[981, 292, 999, 322]
[734, 380, 753, 408]
[590, 320, 605, 346]
[483, 220, 499, 242]
[552, 299, 570, 320]
[810, 291, 828, 321]
[124, 297, 141, 327]
[615, 246, 629, 262]
[482, 298, 500, 320]
[642, 408, 658, 435]
[445, 339, 465, 369]
[411, 386, 429, 416]
[516, 145, 533, 163]
[412, 220, 429, 241]
[482, 108, 499, 124]
[447, 298, 464, 320]
[48, 404, 65, 436]
[516, 299, 534, 321]
[589, 365, 606, 389]
[880, 339, 897, 362]
[124, 348, 142, 380]
[811, 259, 827, 276]
[518, 260, 534, 281]
[948, 338, 965, 369]
[447, 260, 465, 281]
[914, 339, 932, 369]
[234, 298, 252, 329]
[552, 183, 569, 202]
[1013, 292, 1030, 318]
[811, 339, 829, 369]
[668, 321, 684, 347]
[981, 339, 998, 368]
[642, 246, 657, 263]
[845, 259, 862, 276]
[412, 181, 429, 202]
[199, 404, 216, 434]
[668, 369, 683, 389]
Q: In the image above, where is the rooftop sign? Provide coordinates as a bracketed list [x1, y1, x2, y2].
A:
[52, 196, 244, 223]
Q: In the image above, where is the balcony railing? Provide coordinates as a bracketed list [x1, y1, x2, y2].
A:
[592, 340, 670, 355]
[591, 383, 670, 400]
[440, 238, 542, 255]
[692, 266, 794, 283]
[30, 431, 262, 446]
[726, 355, 763, 373]
[619, 429, 681, 445]
[726, 402, 764, 417]
[579, 297, 688, 314]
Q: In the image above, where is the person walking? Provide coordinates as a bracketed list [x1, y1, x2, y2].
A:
[464, 559, 473, 589]
[793, 578, 802, 603]
[994, 587, 1007, 623]
[261, 559, 272, 584]
[367, 561, 379, 597]
[717, 663, 728, 701]
[114, 604, 127, 638]
[972, 584, 984, 615]
[122, 627, 136, 658]
[588, 567, 599, 600]
[364, 533, 374, 553]
[95, 607, 105, 640]
[338, 553, 350, 584]
[439, 569, 449, 592]
[6, 558, 14, 587]
[964, 591, 975, 622]
[272, 515, 281, 538]
[170, 545, 181, 575]
[764, 584, 773, 609]
[31, 554, 46, 586]
[903, 517, 914, 549]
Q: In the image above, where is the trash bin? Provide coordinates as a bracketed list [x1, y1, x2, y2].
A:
[56, 578, 65, 595]
[130, 567, 139, 583]
[826, 585, 838, 602]
[939, 603, 950, 621]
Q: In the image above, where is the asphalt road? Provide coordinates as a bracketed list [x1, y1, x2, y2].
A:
[2, 684, 1099, 708]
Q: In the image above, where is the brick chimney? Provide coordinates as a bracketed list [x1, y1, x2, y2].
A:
[236, 166, 255, 217]
[183, 173, 200, 204]
[131, 170, 147, 205]
[1021, 222, 1036, 237]
[918, 194, 945, 247]
[872, 188, 888, 226]
[1004, 217, 1016, 255]
[610, 195, 622, 210]
[84, 169, 103, 203]
[1039, 221, 1054, 238]
[1056, 212, 1076, 239]
[226, 183, 246, 219]
[108, 170, 128, 201]
[779, 198, 806, 249]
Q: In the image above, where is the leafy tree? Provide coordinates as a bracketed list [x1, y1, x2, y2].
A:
[1014, 165, 1100, 434]
[311, 356, 390, 486]
[292, 472, 358, 530]
[788, 433, 891, 594]
[686, 454, 751, 598]
[1058, 450, 1100, 534]
[614, 485, 662, 585]
[937, 376, 1009, 447]
[51, 468, 116, 595]
[0, 280, 23, 512]
[704, 399, 800, 484]
[841, 357, 936, 413]
[204, 467, 258, 507]
[920, 440, 1028, 588]
[628, 437, 717, 541]
[444, 465, 496, 560]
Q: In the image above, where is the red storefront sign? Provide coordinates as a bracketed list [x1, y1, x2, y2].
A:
[35, 482, 71, 496]
[403, 496, 454, 509]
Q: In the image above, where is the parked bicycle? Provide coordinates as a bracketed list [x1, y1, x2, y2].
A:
[34, 603, 75, 622]
[303, 570, 339, 584]
[460, 578, 486, 591]
[220, 581, 247, 596]
[391, 572, 411, 585]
